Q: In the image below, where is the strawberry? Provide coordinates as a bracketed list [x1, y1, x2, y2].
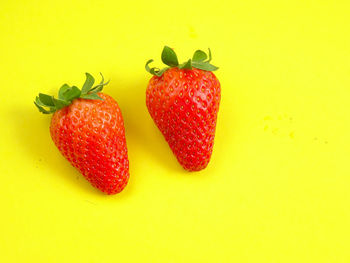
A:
[145, 46, 221, 171]
[34, 73, 129, 194]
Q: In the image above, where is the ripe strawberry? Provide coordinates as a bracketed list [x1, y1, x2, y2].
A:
[145, 46, 221, 171]
[34, 73, 129, 194]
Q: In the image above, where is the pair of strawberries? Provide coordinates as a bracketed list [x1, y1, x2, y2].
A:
[34, 47, 221, 194]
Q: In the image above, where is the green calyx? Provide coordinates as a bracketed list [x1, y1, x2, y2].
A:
[34, 73, 109, 114]
[145, 46, 219, 77]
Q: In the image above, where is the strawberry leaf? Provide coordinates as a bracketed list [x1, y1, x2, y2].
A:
[34, 101, 53, 114]
[192, 50, 207, 62]
[89, 73, 109, 93]
[146, 46, 218, 76]
[145, 59, 169, 76]
[58, 84, 70, 100]
[34, 73, 108, 114]
[53, 98, 70, 110]
[89, 85, 103, 93]
[156, 67, 169, 76]
[207, 48, 212, 62]
[81, 73, 95, 94]
[179, 59, 192, 69]
[192, 61, 219, 71]
[63, 86, 81, 101]
[81, 93, 103, 100]
[145, 59, 158, 73]
[39, 93, 54, 107]
[35, 96, 46, 107]
[161, 46, 179, 67]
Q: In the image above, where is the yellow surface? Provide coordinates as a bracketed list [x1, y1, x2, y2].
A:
[0, 0, 350, 262]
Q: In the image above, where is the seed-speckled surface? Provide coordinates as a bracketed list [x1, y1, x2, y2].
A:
[146, 67, 221, 171]
[50, 93, 129, 194]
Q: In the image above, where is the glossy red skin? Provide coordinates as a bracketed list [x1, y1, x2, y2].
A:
[146, 67, 221, 171]
[50, 93, 129, 194]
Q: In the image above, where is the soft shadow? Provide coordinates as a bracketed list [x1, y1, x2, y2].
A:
[107, 76, 184, 174]
[209, 76, 241, 173]
[10, 106, 119, 196]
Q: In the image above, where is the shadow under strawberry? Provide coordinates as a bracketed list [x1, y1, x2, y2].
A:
[9, 106, 104, 195]
[108, 76, 185, 174]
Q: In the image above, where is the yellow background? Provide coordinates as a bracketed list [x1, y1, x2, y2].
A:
[1, 0, 350, 262]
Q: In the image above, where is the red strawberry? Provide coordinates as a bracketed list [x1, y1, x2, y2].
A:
[34, 73, 129, 194]
[145, 46, 221, 171]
